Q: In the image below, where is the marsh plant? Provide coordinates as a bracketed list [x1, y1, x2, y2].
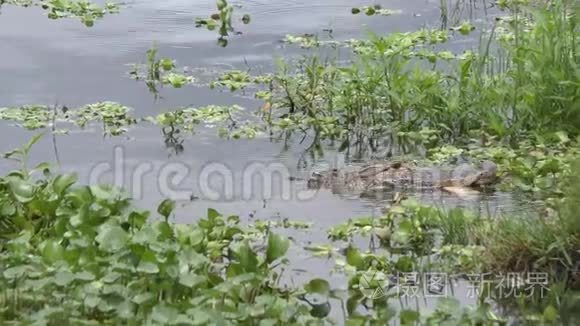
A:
[204, 0, 579, 157]
[194, 0, 252, 47]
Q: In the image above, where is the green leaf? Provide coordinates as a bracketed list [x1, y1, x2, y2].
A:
[235, 242, 259, 273]
[400, 310, 420, 325]
[7, 177, 35, 203]
[151, 304, 179, 324]
[394, 256, 415, 272]
[310, 302, 331, 318]
[132, 292, 154, 305]
[207, 208, 220, 220]
[40, 240, 64, 263]
[3, 149, 23, 160]
[84, 294, 100, 308]
[345, 246, 364, 269]
[543, 305, 558, 322]
[3, 265, 31, 280]
[96, 223, 129, 252]
[137, 261, 159, 274]
[266, 233, 290, 264]
[23, 132, 45, 154]
[305, 279, 330, 296]
[74, 271, 95, 281]
[128, 210, 150, 229]
[179, 274, 205, 288]
[32, 162, 51, 175]
[157, 199, 175, 219]
[52, 173, 78, 195]
[217, 0, 227, 10]
[54, 271, 74, 286]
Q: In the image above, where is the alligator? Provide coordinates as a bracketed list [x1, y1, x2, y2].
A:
[306, 160, 498, 198]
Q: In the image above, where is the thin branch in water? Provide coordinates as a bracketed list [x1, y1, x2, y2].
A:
[51, 101, 61, 166]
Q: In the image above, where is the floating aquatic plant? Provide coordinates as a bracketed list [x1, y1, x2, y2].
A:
[74, 102, 136, 136]
[195, 0, 251, 46]
[282, 34, 321, 49]
[129, 46, 195, 99]
[210, 70, 271, 92]
[2, 0, 119, 26]
[0, 105, 55, 130]
[351, 5, 401, 16]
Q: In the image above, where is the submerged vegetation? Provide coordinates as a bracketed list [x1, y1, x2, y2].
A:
[1, 0, 579, 324]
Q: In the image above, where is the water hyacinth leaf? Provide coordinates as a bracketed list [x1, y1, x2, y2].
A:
[157, 199, 176, 220]
[24, 132, 46, 153]
[40, 239, 64, 263]
[159, 58, 175, 71]
[151, 304, 179, 324]
[0, 201, 16, 216]
[345, 246, 364, 269]
[0, 106, 53, 130]
[32, 162, 51, 175]
[132, 292, 154, 305]
[216, 0, 227, 11]
[3, 265, 32, 280]
[436, 297, 462, 315]
[266, 232, 290, 264]
[309, 301, 331, 318]
[400, 310, 420, 324]
[52, 173, 78, 195]
[543, 305, 558, 322]
[84, 294, 100, 308]
[96, 223, 129, 252]
[137, 261, 159, 274]
[451, 22, 475, 35]
[304, 244, 334, 257]
[207, 208, 220, 220]
[305, 279, 331, 296]
[179, 273, 206, 288]
[187, 309, 212, 324]
[128, 210, 150, 229]
[393, 220, 413, 244]
[394, 256, 415, 272]
[7, 178, 35, 203]
[3, 148, 23, 160]
[235, 242, 259, 272]
[155, 221, 174, 239]
[74, 271, 95, 281]
[54, 270, 75, 286]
